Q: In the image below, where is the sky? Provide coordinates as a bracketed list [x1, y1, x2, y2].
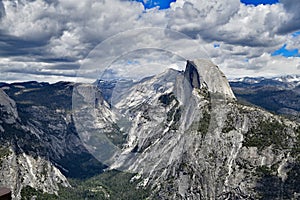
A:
[0, 0, 299, 83]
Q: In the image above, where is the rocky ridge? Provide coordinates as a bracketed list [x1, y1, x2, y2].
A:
[74, 59, 300, 199]
[0, 60, 299, 199]
[0, 82, 105, 199]
[0, 88, 70, 199]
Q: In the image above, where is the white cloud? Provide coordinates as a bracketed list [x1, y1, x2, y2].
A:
[170, 0, 240, 27]
[208, 4, 287, 47]
[76, 27, 208, 81]
[0, 0, 299, 82]
[285, 34, 300, 51]
[1, 0, 62, 41]
[47, 30, 87, 59]
[168, 1, 288, 47]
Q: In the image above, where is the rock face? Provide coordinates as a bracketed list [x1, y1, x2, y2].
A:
[0, 89, 18, 124]
[187, 59, 236, 99]
[0, 82, 105, 199]
[0, 87, 71, 199]
[184, 61, 201, 89]
[0, 150, 70, 200]
[84, 59, 299, 199]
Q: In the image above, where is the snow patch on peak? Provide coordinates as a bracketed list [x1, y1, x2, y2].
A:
[274, 75, 300, 84]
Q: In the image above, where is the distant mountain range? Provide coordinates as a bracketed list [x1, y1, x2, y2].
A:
[230, 75, 300, 90]
[230, 75, 300, 121]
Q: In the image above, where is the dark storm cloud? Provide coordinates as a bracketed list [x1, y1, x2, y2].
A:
[35, 57, 79, 63]
[200, 30, 281, 48]
[5, 68, 77, 77]
[48, 63, 80, 70]
[278, 0, 300, 34]
[0, 32, 48, 57]
[0, 0, 5, 19]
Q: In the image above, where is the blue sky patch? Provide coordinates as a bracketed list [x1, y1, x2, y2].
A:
[240, 0, 279, 6]
[272, 44, 299, 57]
[213, 44, 220, 48]
[292, 31, 300, 37]
[134, 0, 176, 9]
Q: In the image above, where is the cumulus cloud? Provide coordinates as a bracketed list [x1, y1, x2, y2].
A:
[77, 27, 208, 81]
[168, 1, 287, 48]
[0, 0, 148, 82]
[1, 0, 62, 41]
[216, 53, 300, 78]
[170, 0, 240, 28]
[0, 0, 145, 58]
[205, 4, 287, 47]
[0, 0, 299, 82]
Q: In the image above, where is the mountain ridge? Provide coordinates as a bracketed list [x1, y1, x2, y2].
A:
[230, 75, 300, 121]
[0, 59, 299, 199]
[74, 59, 300, 199]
